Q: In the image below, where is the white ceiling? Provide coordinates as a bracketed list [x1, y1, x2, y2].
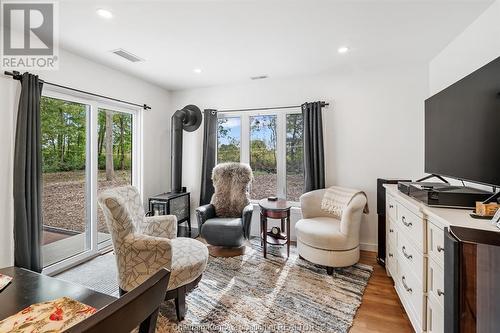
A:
[57, 0, 494, 91]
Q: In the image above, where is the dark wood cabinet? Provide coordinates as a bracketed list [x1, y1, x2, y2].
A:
[445, 226, 500, 333]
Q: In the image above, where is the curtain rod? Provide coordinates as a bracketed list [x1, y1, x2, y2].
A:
[215, 101, 329, 113]
[4, 71, 151, 110]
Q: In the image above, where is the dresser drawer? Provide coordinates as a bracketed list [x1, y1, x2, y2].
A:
[428, 258, 445, 308]
[387, 194, 397, 221]
[398, 230, 425, 284]
[428, 220, 445, 268]
[396, 202, 424, 251]
[427, 294, 444, 333]
[396, 262, 425, 332]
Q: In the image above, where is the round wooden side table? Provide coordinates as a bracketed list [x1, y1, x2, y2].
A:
[259, 198, 291, 259]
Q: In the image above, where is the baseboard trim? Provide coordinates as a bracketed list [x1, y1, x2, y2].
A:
[360, 243, 377, 252]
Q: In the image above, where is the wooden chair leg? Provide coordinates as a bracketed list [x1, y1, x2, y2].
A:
[326, 267, 334, 275]
[175, 286, 186, 321]
[139, 308, 159, 333]
[119, 287, 127, 297]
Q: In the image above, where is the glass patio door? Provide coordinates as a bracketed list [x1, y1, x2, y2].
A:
[40, 91, 141, 273]
[41, 96, 92, 267]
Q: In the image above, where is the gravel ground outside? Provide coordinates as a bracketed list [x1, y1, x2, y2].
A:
[42, 171, 304, 236]
[42, 170, 131, 234]
[250, 173, 303, 202]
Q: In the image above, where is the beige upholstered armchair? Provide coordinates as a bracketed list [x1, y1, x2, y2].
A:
[295, 188, 367, 275]
[98, 186, 209, 321]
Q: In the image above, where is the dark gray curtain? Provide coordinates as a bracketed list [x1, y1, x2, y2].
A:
[302, 101, 325, 192]
[13, 73, 44, 272]
[199, 109, 218, 205]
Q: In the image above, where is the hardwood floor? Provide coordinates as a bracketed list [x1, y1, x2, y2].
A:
[350, 251, 414, 333]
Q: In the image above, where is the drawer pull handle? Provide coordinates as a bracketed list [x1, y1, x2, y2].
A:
[402, 276, 413, 293]
[388, 253, 394, 258]
[437, 289, 445, 297]
[401, 216, 413, 227]
[402, 246, 413, 260]
[437, 245, 444, 253]
[389, 229, 394, 233]
[389, 204, 394, 208]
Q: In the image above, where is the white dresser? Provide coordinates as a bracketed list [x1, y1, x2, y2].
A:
[384, 184, 499, 333]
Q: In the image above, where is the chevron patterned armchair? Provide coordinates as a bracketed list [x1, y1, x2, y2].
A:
[98, 185, 209, 321]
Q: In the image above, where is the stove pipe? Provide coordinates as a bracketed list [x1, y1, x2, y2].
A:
[171, 105, 202, 193]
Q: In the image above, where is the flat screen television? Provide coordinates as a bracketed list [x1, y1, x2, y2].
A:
[425, 56, 500, 187]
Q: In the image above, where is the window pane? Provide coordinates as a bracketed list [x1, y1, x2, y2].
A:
[217, 116, 241, 163]
[250, 115, 277, 199]
[97, 109, 133, 249]
[286, 114, 304, 201]
[41, 97, 90, 267]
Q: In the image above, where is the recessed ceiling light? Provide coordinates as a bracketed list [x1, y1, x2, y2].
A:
[96, 8, 113, 19]
[193, 68, 202, 74]
[338, 46, 349, 54]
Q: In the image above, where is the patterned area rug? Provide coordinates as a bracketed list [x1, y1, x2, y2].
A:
[156, 240, 373, 333]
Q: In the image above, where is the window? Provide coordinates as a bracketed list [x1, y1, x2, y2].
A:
[40, 92, 141, 272]
[250, 115, 278, 199]
[286, 114, 304, 202]
[217, 111, 304, 202]
[217, 116, 241, 163]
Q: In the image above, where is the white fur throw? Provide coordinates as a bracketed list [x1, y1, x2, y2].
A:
[321, 186, 369, 219]
[211, 163, 253, 218]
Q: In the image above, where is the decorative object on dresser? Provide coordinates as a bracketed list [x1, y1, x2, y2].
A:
[148, 192, 191, 233]
[444, 226, 500, 333]
[295, 187, 368, 275]
[98, 185, 209, 321]
[384, 184, 500, 333]
[259, 198, 291, 259]
[196, 163, 254, 251]
[377, 178, 411, 267]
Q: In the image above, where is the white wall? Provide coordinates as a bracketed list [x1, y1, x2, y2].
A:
[171, 64, 428, 250]
[0, 49, 172, 268]
[429, 0, 500, 95]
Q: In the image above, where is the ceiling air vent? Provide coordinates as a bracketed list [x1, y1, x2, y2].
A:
[250, 75, 268, 80]
[111, 49, 144, 63]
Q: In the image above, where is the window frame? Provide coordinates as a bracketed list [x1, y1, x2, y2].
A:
[216, 108, 302, 204]
[41, 88, 143, 275]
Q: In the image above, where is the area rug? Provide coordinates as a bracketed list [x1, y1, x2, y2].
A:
[56, 239, 372, 333]
[156, 240, 373, 333]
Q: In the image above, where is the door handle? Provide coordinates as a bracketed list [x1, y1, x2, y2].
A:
[437, 289, 444, 297]
[437, 245, 444, 253]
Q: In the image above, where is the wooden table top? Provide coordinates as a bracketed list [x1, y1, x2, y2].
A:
[258, 198, 291, 211]
[0, 267, 116, 321]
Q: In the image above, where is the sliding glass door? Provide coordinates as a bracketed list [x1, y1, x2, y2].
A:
[40, 91, 141, 273]
[41, 97, 92, 267]
[96, 108, 134, 250]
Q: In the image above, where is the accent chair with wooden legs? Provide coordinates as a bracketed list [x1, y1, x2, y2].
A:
[98, 186, 209, 321]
